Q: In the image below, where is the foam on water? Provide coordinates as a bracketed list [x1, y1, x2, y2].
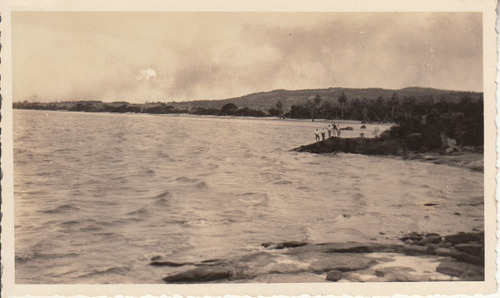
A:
[13, 110, 483, 283]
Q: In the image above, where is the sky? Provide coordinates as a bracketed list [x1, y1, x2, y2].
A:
[12, 12, 482, 103]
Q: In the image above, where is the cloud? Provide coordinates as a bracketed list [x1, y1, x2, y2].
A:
[12, 12, 482, 103]
[135, 68, 157, 81]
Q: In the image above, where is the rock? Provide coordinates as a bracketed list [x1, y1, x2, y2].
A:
[444, 232, 483, 245]
[436, 260, 484, 280]
[262, 241, 308, 249]
[402, 245, 428, 256]
[455, 243, 484, 257]
[443, 242, 453, 248]
[426, 244, 439, 254]
[342, 126, 354, 131]
[416, 235, 442, 245]
[163, 267, 233, 283]
[404, 239, 413, 244]
[325, 244, 370, 253]
[360, 125, 367, 129]
[150, 260, 193, 267]
[454, 252, 484, 266]
[280, 241, 309, 249]
[309, 254, 375, 273]
[433, 248, 483, 266]
[400, 232, 424, 242]
[433, 247, 462, 258]
[326, 270, 343, 281]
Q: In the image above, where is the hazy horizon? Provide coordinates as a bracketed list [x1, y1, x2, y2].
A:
[14, 85, 483, 104]
[13, 12, 483, 103]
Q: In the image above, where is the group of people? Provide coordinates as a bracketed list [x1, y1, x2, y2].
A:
[315, 123, 341, 141]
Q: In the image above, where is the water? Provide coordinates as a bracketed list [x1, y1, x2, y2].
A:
[13, 109, 483, 283]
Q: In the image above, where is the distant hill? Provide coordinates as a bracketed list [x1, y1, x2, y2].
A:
[166, 87, 482, 111]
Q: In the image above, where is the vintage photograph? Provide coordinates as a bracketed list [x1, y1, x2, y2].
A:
[2, 1, 497, 296]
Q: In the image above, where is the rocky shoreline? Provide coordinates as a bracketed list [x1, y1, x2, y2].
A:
[152, 231, 484, 283]
[293, 137, 483, 172]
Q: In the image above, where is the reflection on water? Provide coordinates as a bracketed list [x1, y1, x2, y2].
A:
[13, 110, 483, 283]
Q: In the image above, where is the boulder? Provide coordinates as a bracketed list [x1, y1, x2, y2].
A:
[433, 247, 483, 266]
[436, 260, 484, 280]
[444, 232, 483, 245]
[261, 241, 308, 249]
[163, 266, 233, 283]
[309, 254, 375, 273]
[326, 270, 343, 282]
[402, 245, 428, 256]
[416, 235, 442, 245]
[150, 260, 193, 267]
[455, 243, 484, 257]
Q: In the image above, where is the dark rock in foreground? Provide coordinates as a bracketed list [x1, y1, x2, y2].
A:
[436, 260, 484, 281]
[156, 231, 484, 283]
[326, 270, 343, 282]
[163, 267, 234, 283]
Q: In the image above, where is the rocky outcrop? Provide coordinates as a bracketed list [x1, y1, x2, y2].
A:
[154, 231, 484, 283]
[293, 136, 404, 155]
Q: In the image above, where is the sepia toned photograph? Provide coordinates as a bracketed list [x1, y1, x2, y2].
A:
[1, 1, 498, 297]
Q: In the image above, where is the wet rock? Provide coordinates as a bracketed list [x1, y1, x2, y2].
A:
[325, 244, 370, 253]
[261, 241, 308, 249]
[320, 242, 401, 254]
[433, 248, 483, 266]
[436, 260, 484, 280]
[402, 245, 428, 256]
[293, 137, 404, 155]
[309, 254, 375, 273]
[444, 232, 483, 245]
[326, 270, 343, 281]
[399, 232, 424, 242]
[453, 252, 483, 266]
[150, 260, 193, 267]
[455, 243, 484, 257]
[443, 242, 453, 248]
[372, 266, 425, 282]
[426, 244, 439, 254]
[342, 126, 354, 131]
[163, 266, 234, 283]
[416, 235, 442, 245]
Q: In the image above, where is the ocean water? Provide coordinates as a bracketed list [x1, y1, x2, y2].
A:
[13, 109, 483, 283]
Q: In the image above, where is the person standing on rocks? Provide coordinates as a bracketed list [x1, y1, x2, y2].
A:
[321, 128, 326, 141]
[336, 124, 342, 137]
[315, 128, 320, 141]
[332, 123, 337, 137]
[327, 124, 332, 138]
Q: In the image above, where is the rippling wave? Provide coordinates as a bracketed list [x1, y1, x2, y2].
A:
[13, 110, 483, 283]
